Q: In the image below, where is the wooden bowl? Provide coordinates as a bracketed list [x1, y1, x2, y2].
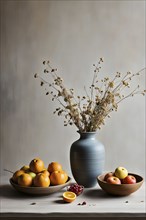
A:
[10, 177, 72, 195]
[97, 173, 143, 196]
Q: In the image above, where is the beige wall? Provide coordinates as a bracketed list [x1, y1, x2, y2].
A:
[0, 0, 145, 177]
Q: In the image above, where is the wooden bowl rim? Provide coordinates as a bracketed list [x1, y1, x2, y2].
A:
[97, 172, 144, 185]
[10, 176, 72, 189]
[9, 177, 72, 196]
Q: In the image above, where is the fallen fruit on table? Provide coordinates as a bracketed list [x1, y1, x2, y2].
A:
[11, 158, 68, 187]
[63, 191, 76, 203]
[68, 183, 84, 196]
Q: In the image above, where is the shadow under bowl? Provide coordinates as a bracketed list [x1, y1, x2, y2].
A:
[9, 177, 72, 195]
[97, 173, 144, 196]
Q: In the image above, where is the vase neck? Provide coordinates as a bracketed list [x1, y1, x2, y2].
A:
[78, 132, 97, 139]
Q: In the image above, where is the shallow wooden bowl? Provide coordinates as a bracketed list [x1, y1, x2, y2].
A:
[97, 173, 143, 196]
[10, 177, 72, 195]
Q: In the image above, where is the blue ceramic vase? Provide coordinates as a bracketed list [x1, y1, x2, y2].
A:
[70, 132, 105, 188]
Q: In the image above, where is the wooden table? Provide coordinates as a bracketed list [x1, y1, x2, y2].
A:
[0, 175, 145, 220]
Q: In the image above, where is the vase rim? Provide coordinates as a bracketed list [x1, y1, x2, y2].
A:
[77, 130, 97, 134]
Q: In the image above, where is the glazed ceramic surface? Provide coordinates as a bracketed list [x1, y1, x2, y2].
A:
[70, 132, 105, 187]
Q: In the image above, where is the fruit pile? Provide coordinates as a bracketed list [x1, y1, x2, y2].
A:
[12, 158, 68, 187]
[104, 166, 137, 184]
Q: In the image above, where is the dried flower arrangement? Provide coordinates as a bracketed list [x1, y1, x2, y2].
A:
[34, 58, 145, 132]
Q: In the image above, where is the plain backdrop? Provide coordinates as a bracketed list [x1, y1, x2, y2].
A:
[0, 0, 145, 179]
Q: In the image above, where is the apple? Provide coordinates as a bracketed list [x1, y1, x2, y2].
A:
[104, 172, 114, 181]
[27, 172, 36, 179]
[107, 176, 121, 184]
[20, 165, 30, 172]
[122, 175, 136, 184]
[114, 167, 128, 179]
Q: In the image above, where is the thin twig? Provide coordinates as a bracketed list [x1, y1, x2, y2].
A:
[4, 169, 14, 174]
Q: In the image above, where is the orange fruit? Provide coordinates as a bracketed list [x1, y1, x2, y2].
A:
[50, 170, 67, 185]
[63, 191, 76, 203]
[29, 158, 45, 173]
[33, 173, 50, 187]
[18, 173, 33, 187]
[12, 170, 25, 183]
[48, 162, 62, 173]
[62, 170, 68, 182]
[41, 169, 50, 177]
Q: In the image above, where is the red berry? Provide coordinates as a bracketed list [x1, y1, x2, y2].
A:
[68, 183, 84, 196]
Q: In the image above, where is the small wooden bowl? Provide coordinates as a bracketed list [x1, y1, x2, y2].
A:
[10, 177, 72, 195]
[97, 173, 143, 196]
